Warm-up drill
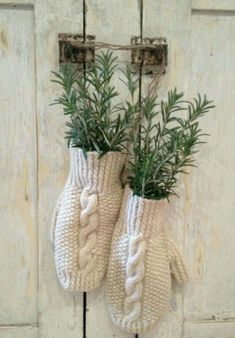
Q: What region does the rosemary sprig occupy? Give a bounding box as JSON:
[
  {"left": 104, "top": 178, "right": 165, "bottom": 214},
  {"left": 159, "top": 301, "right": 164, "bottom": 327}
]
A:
[
  {"left": 128, "top": 89, "right": 215, "bottom": 200},
  {"left": 51, "top": 51, "right": 139, "bottom": 157}
]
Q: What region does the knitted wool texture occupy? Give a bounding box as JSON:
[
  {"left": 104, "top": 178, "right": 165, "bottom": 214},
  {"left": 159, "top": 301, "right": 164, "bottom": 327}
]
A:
[
  {"left": 51, "top": 148, "right": 126, "bottom": 292},
  {"left": 106, "top": 186, "right": 188, "bottom": 334}
]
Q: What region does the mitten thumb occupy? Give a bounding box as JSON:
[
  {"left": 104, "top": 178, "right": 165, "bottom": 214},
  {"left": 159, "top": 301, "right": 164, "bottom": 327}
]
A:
[{"left": 167, "top": 237, "right": 188, "bottom": 285}]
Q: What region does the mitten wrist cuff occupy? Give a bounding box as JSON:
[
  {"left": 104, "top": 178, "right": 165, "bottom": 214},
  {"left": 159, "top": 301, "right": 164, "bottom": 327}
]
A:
[
  {"left": 122, "top": 186, "right": 168, "bottom": 237},
  {"left": 67, "top": 147, "right": 83, "bottom": 185},
  {"left": 72, "top": 149, "right": 126, "bottom": 192}
]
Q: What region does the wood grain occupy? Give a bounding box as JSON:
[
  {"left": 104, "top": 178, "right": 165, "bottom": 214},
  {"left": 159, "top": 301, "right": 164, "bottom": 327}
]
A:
[
  {"left": 0, "top": 326, "right": 38, "bottom": 338},
  {"left": 0, "top": 1, "right": 234, "bottom": 337},
  {"left": 0, "top": 1, "right": 33, "bottom": 6},
  {"left": 192, "top": 0, "right": 235, "bottom": 12},
  {"left": 35, "top": 0, "right": 84, "bottom": 337},
  {"left": 184, "top": 321, "right": 235, "bottom": 338},
  {"left": 141, "top": 1, "right": 192, "bottom": 337},
  {"left": 184, "top": 11, "right": 235, "bottom": 322},
  {"left": 0, "top": 7, "right": 37, "bottom": 325}
]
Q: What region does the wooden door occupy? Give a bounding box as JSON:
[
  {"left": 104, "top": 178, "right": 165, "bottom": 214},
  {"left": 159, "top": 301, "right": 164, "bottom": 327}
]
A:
[{"left": 0, "top": 1, "right": 234, "bottom": 337}]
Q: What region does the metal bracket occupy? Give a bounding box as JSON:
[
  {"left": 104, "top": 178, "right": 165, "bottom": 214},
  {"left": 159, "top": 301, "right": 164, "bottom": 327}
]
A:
[
  {"left": 58, "top": 34, "right": 167, "bottom": 75},
  {"left": 131, "top": 37, "right": 167, "bottom": 74},
  {"left": 58, "top": 33, "right": 95, "bottom": 68}
]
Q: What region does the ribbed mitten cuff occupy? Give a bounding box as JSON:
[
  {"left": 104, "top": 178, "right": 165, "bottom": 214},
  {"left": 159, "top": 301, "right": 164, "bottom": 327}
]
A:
[
  {"left": 121, "top": 186, "right": 169, "bottom": 237},
  {"left": 69, "top": 148, "right": 126, "bottom": 192}
]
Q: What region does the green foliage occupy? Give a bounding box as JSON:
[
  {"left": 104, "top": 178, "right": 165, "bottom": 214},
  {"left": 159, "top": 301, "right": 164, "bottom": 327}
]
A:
[
  {"left": 51, "top": 51, "right": 139, "bottom": 156},
  {"left": 52, "top": 50, "right": 214, "bottom": 199},
  {"left": 128, "top": 89, "right": 215, "bottom": 200}
]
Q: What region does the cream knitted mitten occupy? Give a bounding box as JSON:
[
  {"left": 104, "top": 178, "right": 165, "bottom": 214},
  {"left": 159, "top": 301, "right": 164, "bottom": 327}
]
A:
[
  {"left": 106, "top": 186, "right": 188, "bottom": 334},
  {"left": 51, "top": 148, "right": 126, "bottom": 292}
]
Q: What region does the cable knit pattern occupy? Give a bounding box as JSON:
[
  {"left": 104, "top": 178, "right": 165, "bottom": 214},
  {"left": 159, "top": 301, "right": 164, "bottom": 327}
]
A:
[
  {"left": 79, "top": 188, "right": 98, "bottom": 269},
  {"left": 52, "top": 147, "right": 126, "bottom": 292},
  {"left": 124, "top": 234, "right": 145, "bottom": 322},
  {"left": 106, "top": 186, "right": 188, "bottom": 334}
]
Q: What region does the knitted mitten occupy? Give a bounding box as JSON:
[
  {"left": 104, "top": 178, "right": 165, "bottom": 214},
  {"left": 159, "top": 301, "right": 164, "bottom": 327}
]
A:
[
  {"left": 51, "top": 148, "right": 126, "bottom": 292},
  {"left": 106, "top": 186, "right": 188, "bottom": 334}
]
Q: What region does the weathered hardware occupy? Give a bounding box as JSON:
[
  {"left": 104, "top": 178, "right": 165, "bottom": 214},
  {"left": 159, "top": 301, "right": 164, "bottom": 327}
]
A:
[
  {"left": 58, "top": 33, "right": 95, "bottom": 67},
  {"left": 131, "top": 36, "right": 167, "bottom": 74}
]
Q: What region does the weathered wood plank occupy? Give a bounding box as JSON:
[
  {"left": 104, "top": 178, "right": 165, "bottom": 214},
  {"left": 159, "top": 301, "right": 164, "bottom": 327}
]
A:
[
  {"left": 184, "top": 321, "right": 235, "bottom": 338},
  {"left": 0, "top": 1, "right": 34, "bottom": 6},
  {"left": 85, "top": 0, "right": 140, "bottom": 337},
  {"left": 192, "top": 0, "right": 235, "bottom": 12},
  {"left": 143, "top": 0, "right": 192, "bottom": 94},
  {"left": 0, "top": 326, "right": 38, "bottom": 338},
  {"left": 141, "top": 1, "right": 192, "bottom": 337},
  {"left": 184, "top": 13, "right": 235, "bottom": 321},
  {"left": 0, "top": 8, "right": 37, "bottom": 325},
  {"left": 35, "top": 0, "right": 84, "bottom": 336},
  {"left": 1, "top": 1, "right": 234, "bottom": 337}
]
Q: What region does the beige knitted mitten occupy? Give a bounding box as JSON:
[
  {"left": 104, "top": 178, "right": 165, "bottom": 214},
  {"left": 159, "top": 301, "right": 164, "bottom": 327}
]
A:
[
  {"left": 51, "top": 148, "right": 126, "bottom": 292},
  {"left": 106, "top": 186, "right": 188, "bottom": 334}
]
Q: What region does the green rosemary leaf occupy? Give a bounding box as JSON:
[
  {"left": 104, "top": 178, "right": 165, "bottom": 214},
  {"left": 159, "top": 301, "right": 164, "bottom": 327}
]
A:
[
  {"left": 127, "top": 89, "right": 214, "bottom": 199},
  {"left": 51, "top": 51, "right": 138, "bottom": 156}
]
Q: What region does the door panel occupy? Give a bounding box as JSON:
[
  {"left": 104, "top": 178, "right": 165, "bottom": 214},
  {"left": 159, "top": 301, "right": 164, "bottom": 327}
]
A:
[
  {"left": 142, "top": 1, "right": 191, "bottom": 337},
  {"left": 0, "top": 327, "right": 38, "bottom": 338},
  {"left": 0, "top": 6, "right": 37, "bottom": 325},
  {"left": 0, "top": 0, "right": 234, "bottom": 337},
  {"left": 192, "top": 0, "right": 235, "bottom": 12},
  {"left": 184, "top": 10, "right": 235, "bottom": 321},
  {"left": 35, "top": 1, "right": 84, "bottom": 337},
  {"left": 184, "top": 322, "right": 235, "bottom": 338}
]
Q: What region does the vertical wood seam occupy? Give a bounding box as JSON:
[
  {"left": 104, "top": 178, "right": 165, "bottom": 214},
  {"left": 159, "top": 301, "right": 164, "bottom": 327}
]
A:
[
  {"left": 136, "top": 1, "right": 143, "bottom": 338},
  {"left": 32, "top": 5, "right": 40, "bottom": 337},
  {"left": 83, "top": 292, "right": 87, "bottom": 338},
  {"left": 182, "top": 2, "right": 192, "bottom": 336},
  {"left": 137, "top": 0, "right": 143, "bottom": 172},
  {"left": 83, "top": 0, "right": 86, "bottom": 39},
  {"left": 82, "top": 1, "right": 87, "bottom": 337}
]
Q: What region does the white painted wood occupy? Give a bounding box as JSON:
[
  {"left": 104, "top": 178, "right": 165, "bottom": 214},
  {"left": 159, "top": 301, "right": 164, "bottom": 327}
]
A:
[
  {"left": 0, "top": 1, "right": 234, "bottom": 337},
  {"left": 192, "top": 0, "right": 235, "bottom": 12},
  {"left": 85, "top": 0, "right": 140, "bottom": 337},
  {"left": 34, "top": 0, "right": 84, "bottom": 337},
  {"left": 0, "top": 8, "right": 37, "bottom": 325},
  {"left": 0, "top": 326, "right": 38, "bottom": 338},
  {"left": 142, "top": 1, "right": 192, "bottom": 337},
  {"left": 184, "top": 321, "right": 235, "bottom": 338},
  {"left": 0, "top": 1, "right": 33, "bottom": 6},
  {"left": 184, "top": 12, "right": 235, "bottom": 321},
  {"left": 143, "top": 0, "right": 192, "bottom": 94}
]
